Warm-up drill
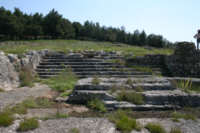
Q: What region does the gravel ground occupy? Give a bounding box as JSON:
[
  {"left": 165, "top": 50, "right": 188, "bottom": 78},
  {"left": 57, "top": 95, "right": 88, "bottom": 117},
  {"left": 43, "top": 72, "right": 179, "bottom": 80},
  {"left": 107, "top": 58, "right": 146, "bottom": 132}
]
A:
[{"left": 0, "top": 83, "right": 51, "bottom": 111}]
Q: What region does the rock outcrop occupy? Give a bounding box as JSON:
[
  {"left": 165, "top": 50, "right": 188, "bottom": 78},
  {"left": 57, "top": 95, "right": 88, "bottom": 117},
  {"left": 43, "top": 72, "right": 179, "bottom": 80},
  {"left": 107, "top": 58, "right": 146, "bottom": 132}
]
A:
[{"left": 0, "top": 52, "right": 19, "bottom": 91}]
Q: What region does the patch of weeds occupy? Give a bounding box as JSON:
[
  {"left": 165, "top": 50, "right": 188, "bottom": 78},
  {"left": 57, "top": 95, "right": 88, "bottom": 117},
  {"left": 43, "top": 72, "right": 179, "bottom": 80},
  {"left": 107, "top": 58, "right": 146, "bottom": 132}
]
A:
[
  {"left": 19, "top": 65, "right": 34, "bottom": 87},
  {"left": 133, "top": 86, "right": 144, "bottom": 92},
  {"left": 126, "top": 78, "right": 133, "bottom": 86},
  {"left": 117, "top": 89, "right": 144, "bottom": 105},
  {"left": 170, "top": 127, "right": 182, "bottom": 133},
  {"left": 17, "top": 118, "right": 39, "bottom": 132},
  {"left": 87, "top": 99, "right": 107, "bottom": 113},
  {"left": 171, "top": 112, "right": 197, "bottom": 122},
  {"left": 174, "top": 79, "right": 193, "bottom": 93},
  {"left": 69, "top": 128, "right": 80, "bottom": 133},
  {"left": 60, "top": 91, "right": 72, "bottom": 97},
  {"left": 109, "top": 85, "right": 118, "bottom": 94},
  {"left": 91, "top": 76, "right": 101, "bottom": 85},
  {"left": 55, "top": 112, "right": 68, "bottom": 119},
  {"left": 0, "top": 88, "right": 4, "bottom": 92},
  {"left": 0, "top": 111, "right": 14, "bottom": 127},
  {"left": 145, "top": 122, "right": 166, "bottom": 133},
  {"left": 109, "top": 110, "right": 141, "bottom": 133},
  {"left": 43, "top": 68, "right": 78, "bottom": 92},
  {"left": 11, "top": 104, "right": 27, "bottom": 114}
]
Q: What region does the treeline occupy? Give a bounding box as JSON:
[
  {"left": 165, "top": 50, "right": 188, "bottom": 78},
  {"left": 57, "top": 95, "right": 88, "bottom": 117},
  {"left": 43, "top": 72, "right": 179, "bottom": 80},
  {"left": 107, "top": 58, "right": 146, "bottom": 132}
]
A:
[{"left": 0, "top": 7, "right": 173, "bottom": 48}]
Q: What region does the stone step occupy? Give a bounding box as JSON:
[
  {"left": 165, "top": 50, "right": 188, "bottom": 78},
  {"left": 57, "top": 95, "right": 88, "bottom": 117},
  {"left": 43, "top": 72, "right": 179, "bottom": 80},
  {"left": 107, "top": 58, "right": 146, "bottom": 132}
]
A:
[
  {"left": 143, "top": 90, "right": 200, "bottom": 107},
  {"left": 43, "top": 56, "right": 123, "bottom": 60},
  {"left": 41, "top": 59, "right": 105, "bottom": 63},
  {"left": 75, "top": 78, "right": 173, "bottom": 91},
  {"left": 37, "top": 71, "right": 152, "bottom": 76},
  {"left": 37, "top": 65, "right": 126, "bottom": 69},
  {"left": 39, "top": 74, "right": 152, "bottom": 79},
  {"left": 39, "top": 62, "right": 118, "bottom": 65},
  {"left": 36, "top": 68, "right": 161, "bottom": 72},
  {"left": 103, "top": 100, "right": 179, "bottom": 111}
]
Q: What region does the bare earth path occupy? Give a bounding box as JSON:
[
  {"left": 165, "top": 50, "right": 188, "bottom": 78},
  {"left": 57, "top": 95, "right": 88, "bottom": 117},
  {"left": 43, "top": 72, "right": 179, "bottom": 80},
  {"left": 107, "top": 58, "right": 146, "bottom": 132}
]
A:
[{"left": 0, "top": 83, "right": 51, "bottom": 111}]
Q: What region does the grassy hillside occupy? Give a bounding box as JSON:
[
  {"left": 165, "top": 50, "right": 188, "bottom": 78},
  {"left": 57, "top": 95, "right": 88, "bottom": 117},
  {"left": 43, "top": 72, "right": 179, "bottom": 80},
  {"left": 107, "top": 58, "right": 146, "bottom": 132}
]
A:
[{"left": 0, "top": 40, "right": 173, "bottom": 56}]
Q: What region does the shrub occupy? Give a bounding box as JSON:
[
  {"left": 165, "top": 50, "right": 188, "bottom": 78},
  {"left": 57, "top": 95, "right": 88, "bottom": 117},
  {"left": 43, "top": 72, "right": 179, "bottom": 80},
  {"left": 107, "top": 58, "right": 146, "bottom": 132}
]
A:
[
  {"left": 69, "top": 128, "right": 80, "bottom": 133},
  {"left": 0, "top": 88, "right": 4, "bottom": 92},
  {"left": 117, "top": 89, "right": 144, "bottom": 105},
  {"left": 43, "top": 68, "right": 78, "bottom": 92},
  {"left": 109, "top": 110, "right": 141, "bottom": 133},
  {"left": 171, "top": 112, "right": 197, "bottom": 122},
  {"left": 19, "top": 65, "right": 34, "bottom": 87},
  {"left": 170, "top": 127, "right": 182, "bottom": 133},
  {"left": 0, "top": 111, "right": 14, "bottom": 127},
  {"left": 145, "top": 123, "right": 166, "bottom": 133},
  {"left": 91, "top": 76, "right": 101, "bottom": 85},
  {"left": 87, "top": 99, "right": 107, "bottom": 113},
  {"left": 17, "top": 118, "right": 39, "bottom": 132}
]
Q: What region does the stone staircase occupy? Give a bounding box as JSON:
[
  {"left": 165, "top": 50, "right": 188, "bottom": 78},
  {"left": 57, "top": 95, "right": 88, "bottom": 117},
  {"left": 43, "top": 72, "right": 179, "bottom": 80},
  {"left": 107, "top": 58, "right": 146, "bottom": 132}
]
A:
[
  {"left": 68, "top": 77, "right": 200, "bottom": 111},
  {"left": 36, "top": 52, "right": 159, "bottom": 78}
]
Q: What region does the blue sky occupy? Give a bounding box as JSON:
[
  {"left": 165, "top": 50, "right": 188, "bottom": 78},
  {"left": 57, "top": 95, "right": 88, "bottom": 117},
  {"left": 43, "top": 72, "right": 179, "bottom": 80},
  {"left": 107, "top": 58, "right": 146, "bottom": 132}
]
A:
[{"left": 0, "top": 0, "right": 199, "bottom": 43}]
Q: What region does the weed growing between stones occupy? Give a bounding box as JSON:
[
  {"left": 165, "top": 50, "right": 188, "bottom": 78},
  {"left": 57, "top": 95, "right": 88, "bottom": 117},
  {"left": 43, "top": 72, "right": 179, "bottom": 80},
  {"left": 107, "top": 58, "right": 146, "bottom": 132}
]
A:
[
  {"left": 17, "top": 118, "right": 39, "bottom": 132},
  {"left": 0, "top": 111, "right": 14, "bottom": 127},
  {"left": 43, "top": 68, "right": 78, "bottom": 93},
  {"left": 108, "top": 110, "right": 141, "bottom": 133},
  {"left": 116, "top": 89, "right": 144, "bottom": 105},
  {"left": 91, "top": 76, "right": 101, "bottom": 85},
  {"left": 0, "top": 88, "right": 4, "bottom": 92},
  {"left": 170, "top": 127, "right": 182, "bottom": 133},
  {"left": 87, "top": 99, "right": 107, "bottom": 113},
  {"left": 174, "top": 79, "right": 193, "bottom": 93},
  {"left": 19, "top": 65, "right": 34, "bottom": 87},
  {"left": 171, "top": 112, "right": 197, "bottom": 122},
  {"left": 145, "top": 122, "right": 166, "bottom": 133},
  {"left": 69, "top": 128, "right": 80, "bottom": 133}
]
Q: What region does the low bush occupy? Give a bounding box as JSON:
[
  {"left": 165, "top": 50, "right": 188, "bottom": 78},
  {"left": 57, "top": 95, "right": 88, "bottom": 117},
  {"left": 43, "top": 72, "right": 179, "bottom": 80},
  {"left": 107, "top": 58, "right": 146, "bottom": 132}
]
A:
[
  {"left": 145, "top": 122, "right": 166, "bottom": 133},
  {"left": 17, "top": 118, "right": 39, "bottom": 132},
  {"left": 69, "top": 128, "right": 80, "bottom": 133},
  {"left": 170, "top": 127, "right": 182, "bottom": 133},
  {"left": 19, "top": 65, "right": 34, "bottom": 87},
  {"left": 43, "top": 68, "right": 78, "bottom": 92},
  {"left": 87, "top": 99, "right": 107, "bottom": 113},
  {"left": 109, "top": 110, "right": 141, "bottom": 133},
  {"left": 171, "top": 112, "right": 197, "bottom": 122},
  {"left": 117, "top": 89, "right": 144, "bottom": 105},
  {"left": 0, "top": 111, "right": 14, "bottom": 127}
]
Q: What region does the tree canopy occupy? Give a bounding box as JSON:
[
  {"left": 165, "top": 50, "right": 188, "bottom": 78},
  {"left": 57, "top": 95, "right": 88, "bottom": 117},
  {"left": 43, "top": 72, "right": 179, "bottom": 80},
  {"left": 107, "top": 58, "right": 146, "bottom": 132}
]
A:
[{"left": 0, "top": 7, "right": 173, "bottom": 48}]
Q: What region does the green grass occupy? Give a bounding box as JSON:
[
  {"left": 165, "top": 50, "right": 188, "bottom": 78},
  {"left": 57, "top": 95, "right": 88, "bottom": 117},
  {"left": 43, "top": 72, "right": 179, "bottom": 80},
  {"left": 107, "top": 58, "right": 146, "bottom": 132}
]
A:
[
  {"left": 130, "top": 66, "right": 153, "bottom": 73},
  {"left": 117, "top": 89, "right": 144, "bottom": 105},
  {"left": 87, "top": 99, "right": 107, "bottom": 113},
  {"left": 145, "top": 123, "right": 166, "bottom": 133},
  {"left": 42, "top": 68, "right": 78, "bottom": 92},
  {"left": 109, "top": 110, "right": 141, "bottom": 133},
  {"left": 0, "top": 88, "right": 4, "bottom": 92},
  {"left": 69, "top": 128, "right": 80, "bottom": 133},
  {"left": 170, "top": 127, "right": 182, "bottom": 133},
  {"left": 0, "top": 40, "right": 173, "bottom": 56},
  {"left": 0, "top": 111, "right": 14, "bottom": 127},
  {"left": 171, "top": 112, "right": 197, "bottom": 122},
  {"left": 17, "top": 118, "right": 39, "bottom": 132}
]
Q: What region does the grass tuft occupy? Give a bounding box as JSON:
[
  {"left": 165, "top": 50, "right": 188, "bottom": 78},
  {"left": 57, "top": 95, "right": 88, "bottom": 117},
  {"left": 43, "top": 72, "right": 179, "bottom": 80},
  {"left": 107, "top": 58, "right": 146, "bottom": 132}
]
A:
[
  {"left": 87, "top": 99, "right": 107, "bottom": 113},
  {"left": 0, "top": 88, "right": 4, "bottom": 92},
  {"left": 117, "top": 89, "right": 144, "bottom": 105},
  {"left": 43, "top": 68, "right": 78, "bottom": 92},
  {"left": 91, "top": 76, "right": 101, "bottom": 85},
  {"left": 170, "top": 127, "right": 182, "bottom": 133},
  {"left": 145, "top": 122, "right": 166, "bottom": 133},
  {"left": 17, "top": 118, "right": 39, "bottom": 132},
  {"left": 69, "top": 128, "right": 80, "bottom": 133},
  {"left": 109, "top": 110, "right": 141, "bottom": 133},
  {"left": 0, "top": 111, "right": 14, "bottom": 127},
  {"left": 171, "top": 112, "right": 197, "bottom": 122}
]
